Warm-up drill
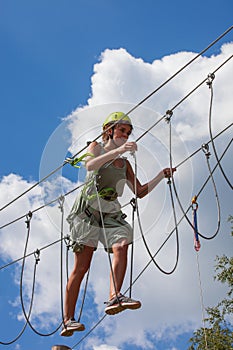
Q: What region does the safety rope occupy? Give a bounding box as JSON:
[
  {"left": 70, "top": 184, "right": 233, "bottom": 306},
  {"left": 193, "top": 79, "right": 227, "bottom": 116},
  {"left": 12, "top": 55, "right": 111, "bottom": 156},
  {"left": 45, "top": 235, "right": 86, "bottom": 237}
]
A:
[
  {"left": 207, "top": 73, "right": 233, "bottom": 190},
  {"left": 59, "top": 195, "right": 66, "bottom": 329},
  {"left": 129, "top": 152, "right": 137, "bottom": 298},
  {"left": 93, "top": 177, "right": 120, "bottom": 302},
  {"left": 192, "top": 204, "right": 209, "bottom": 350}
]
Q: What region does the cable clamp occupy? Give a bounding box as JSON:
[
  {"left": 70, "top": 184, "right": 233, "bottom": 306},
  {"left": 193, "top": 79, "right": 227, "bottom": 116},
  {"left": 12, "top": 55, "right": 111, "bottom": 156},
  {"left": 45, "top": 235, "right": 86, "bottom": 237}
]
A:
[
  {"left": 130, "top": 198, "right": 137, "bottom": 211},
  {"left": 165, "top": 110, "right": 173, "bottom": 123},
  {"left": 34, "top": 249, "right": 40, "bottom": 264},
  {"left": 191, "top": 195, "right": 198, "bottom": 210},
  {"left": 25, "top": 211, "right": 33, "bottom": 228},
  {"left": 206, "top": 73, "right": 215, "bottom": 88},
  {"left": 64, "top": 235, "right": 71, "bottom": 250},
  {"left": 201, "top": 143, "right": 211, "bottom": 159},
  {"left": 58, "top": 195, "right": 65, "bottom": 212}
]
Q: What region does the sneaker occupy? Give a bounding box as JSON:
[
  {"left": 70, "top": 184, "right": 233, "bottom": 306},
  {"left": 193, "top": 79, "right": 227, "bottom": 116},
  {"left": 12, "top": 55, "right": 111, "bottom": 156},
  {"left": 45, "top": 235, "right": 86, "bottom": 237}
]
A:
[
  {"left": 60, "top": 319, "right": 85, "bottom": 337},
  {"left": 104, "top": 295, "right": 125, "bottom": 315},
  {"left": 118, "top": 294, "right": 141, "bottom": 310}
]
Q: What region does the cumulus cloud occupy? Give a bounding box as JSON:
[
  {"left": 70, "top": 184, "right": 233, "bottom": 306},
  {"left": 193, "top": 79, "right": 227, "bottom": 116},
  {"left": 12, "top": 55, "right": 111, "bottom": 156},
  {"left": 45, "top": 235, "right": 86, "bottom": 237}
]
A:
[{"left": 0, "top": 43, "right": 232, "bottom": 348}]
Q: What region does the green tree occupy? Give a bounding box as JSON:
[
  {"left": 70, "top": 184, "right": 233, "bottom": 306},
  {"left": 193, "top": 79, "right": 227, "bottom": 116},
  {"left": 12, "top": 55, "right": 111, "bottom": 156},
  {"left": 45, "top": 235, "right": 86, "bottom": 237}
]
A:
[{"left": 188, "top": 216, "right": 233, "bottom": 350}]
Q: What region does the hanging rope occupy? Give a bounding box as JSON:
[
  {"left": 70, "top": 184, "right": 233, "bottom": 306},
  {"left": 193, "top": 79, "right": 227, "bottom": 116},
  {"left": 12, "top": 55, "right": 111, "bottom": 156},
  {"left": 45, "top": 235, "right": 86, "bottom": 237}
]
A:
[
  {"left": 195, "top": 243, "right": 209, "bottom": 350},
  {"left": 207, "top": 73, "right": 233, "bottom": 190},
  {"left": 131, "top": 111, "right": 180, "bottom": 275},
  {"left": 94, "top": 177, "right": 120, "bottom": 303},
  {"left": 19, "top": 211, "right": 62, "bottom": 337},
  {"left": 192, "top": 196, "right": 201, "bottom": 252}
]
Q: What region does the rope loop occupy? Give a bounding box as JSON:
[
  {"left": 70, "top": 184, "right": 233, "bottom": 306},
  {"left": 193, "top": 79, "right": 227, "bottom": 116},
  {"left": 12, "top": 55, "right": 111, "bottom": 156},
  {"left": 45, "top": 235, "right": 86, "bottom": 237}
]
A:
[
  {"left": 206, "top": 72, "right": 215, "bottom": 88},
  {"left": 202, "top": 143, "right": 211, "bottom": 159}
]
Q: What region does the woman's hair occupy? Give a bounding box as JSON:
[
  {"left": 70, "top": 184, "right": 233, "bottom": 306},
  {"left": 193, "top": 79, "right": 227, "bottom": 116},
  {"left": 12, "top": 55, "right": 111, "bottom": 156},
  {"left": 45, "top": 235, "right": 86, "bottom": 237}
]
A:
[{"left": 102, "top": 123, "right": 133, "bottom": 143}]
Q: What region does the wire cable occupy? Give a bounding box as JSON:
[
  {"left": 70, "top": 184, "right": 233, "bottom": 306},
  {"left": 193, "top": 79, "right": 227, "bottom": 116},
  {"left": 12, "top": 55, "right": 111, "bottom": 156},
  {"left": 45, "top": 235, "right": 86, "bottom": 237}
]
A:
[{"left": 0, "top": 27, "right": 232, "bottom": 213}]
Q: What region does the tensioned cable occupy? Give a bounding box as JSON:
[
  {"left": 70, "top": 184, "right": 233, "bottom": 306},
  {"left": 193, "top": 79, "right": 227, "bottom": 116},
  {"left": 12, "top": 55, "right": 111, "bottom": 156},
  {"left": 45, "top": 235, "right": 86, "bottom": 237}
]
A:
[
  {"left": 0, "top": 180, "right": 89, "bottom": 230},
  {"left": 0, "top": 236, "right": 68, "bottom": 271},
  {"left": 207, "top": 73, "right": 233, "bottom": 190},
  {"left": 1, "top": 122, "right": 231, "bottom": 273},
  {"left": 135, "top": 55, "right": 233, "bottom": 144},
  {"left": 0, "top": 27, "right": 232, "bottom": 213}
]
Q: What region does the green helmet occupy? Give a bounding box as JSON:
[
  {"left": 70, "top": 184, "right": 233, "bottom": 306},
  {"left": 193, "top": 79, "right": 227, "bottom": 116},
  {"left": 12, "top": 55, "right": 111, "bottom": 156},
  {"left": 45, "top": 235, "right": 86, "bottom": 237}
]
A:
[{"left": 103, "top": 112, "right": 132, "bottom": 128}]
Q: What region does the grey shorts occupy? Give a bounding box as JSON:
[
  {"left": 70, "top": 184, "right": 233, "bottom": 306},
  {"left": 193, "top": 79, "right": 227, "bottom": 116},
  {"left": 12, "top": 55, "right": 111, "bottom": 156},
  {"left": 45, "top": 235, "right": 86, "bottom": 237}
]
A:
[{"left": 68, "top": 208, "right": 133, "bottom": 253}]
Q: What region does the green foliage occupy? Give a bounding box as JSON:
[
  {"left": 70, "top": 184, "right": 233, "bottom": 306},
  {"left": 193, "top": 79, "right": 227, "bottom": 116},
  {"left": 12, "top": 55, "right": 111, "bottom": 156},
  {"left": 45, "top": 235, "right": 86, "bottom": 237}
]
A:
[{"left": 188, "top": 216, "right": 233, "bottom": 350}]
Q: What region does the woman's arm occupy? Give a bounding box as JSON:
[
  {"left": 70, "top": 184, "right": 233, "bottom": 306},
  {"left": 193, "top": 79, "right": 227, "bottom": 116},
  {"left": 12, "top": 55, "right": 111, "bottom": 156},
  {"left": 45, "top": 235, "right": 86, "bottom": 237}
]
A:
[
  {"left": 85, "top": 141, "right": 137, "bottom": 171},
  {"left": 126, "top": 161, "right": 176, "bottom": 199}
]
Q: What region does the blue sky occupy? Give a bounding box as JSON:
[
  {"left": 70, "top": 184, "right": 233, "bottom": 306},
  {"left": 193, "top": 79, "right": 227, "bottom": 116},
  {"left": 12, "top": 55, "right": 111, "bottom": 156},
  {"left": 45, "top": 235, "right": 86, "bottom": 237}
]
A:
[{"left": 0, "top": 1, "right": 233, "bottom": 350}]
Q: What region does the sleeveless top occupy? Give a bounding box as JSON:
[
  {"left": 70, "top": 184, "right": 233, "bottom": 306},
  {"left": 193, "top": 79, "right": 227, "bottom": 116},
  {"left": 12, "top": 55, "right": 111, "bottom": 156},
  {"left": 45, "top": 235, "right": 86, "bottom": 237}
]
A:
[{"left": 67, "top": 143, "right": 127, "bottom": 219}]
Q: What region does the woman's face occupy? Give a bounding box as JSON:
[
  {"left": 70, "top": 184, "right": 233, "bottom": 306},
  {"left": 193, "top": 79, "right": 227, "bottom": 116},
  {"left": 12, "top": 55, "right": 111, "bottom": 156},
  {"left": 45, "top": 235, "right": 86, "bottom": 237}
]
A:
[{"left": 112, "top": 123, "right": 132, "bottom": 146}]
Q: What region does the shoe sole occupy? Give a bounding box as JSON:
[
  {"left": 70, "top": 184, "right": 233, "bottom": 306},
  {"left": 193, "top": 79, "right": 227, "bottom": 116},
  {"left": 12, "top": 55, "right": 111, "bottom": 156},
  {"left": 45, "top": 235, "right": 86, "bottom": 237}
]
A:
[
  {"left": 60, "top": 329, "right": 74, "bottom": 337},
  {"left": 105, "top": 303, "right": 125, "bottom": 315},
  {"left": 60, "top": 323, "right": 85, "bottom": 337},
  {"left": 120, "top": 302, "right": 141, "bottom": 310}
]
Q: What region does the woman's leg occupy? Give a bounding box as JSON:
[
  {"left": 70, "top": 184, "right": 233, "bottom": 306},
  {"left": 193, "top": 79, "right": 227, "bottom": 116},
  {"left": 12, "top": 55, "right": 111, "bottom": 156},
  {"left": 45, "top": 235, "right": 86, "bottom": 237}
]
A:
[
  {"left": 106, "top": 239, "right": 141, "bottom": 315},
  {"left": 64, "top": 245, "right": 94, "bottom": 322},
  {"left": 109, "top": 238, "right": 128, "bottom": 299}
]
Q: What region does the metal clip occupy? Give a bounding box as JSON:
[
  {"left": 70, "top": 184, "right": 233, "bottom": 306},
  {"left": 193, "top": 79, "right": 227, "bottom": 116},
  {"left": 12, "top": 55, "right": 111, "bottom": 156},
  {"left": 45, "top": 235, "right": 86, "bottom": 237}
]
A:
[
  {"left": 202, "top": 143, "right": 211, "bottom": 159},
  {"left": 34, "top": 249, "right": 40, "bottom": 264},
  {"left": 165, "top": 110, "right": 173, "bottom": 123},
  {"left": 206, "top": 73, "right": 215, "bottom": 88}
]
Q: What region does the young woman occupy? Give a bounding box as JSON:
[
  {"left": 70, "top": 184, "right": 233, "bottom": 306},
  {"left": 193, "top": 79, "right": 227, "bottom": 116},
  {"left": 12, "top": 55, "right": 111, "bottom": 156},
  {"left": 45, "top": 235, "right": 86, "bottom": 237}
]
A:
[{"left": 61, "top": 112, "right": 176, "bottom": 336}]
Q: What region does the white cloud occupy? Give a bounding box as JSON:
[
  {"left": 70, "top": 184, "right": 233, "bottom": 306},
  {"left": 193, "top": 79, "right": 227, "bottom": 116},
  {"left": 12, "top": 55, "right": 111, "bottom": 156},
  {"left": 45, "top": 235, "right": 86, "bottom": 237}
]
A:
[
  {"left": 0, "top": 43, "right": 232, "bottom": 348},
  {"left": 93, "top": 345, "right": 120, "bottom": 350}
]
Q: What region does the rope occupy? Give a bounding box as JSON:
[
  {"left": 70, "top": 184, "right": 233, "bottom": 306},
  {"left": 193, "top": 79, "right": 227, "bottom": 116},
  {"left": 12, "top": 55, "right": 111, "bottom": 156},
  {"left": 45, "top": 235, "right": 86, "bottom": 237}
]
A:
[
  {"left": 207, "top": 73, "right": 233, "bottom": 190},
  {"left": 195, "top": 251, "right": 209, "bottom": 350},
  {"left": 94, "top": 177, "right": 120, "bottom": 302},
  {"left": 135, "top": 55, "right": 233, "bottom": 144},
  {"left": 19, "top": 212, "right": 62, "bottom": 337},
  {"left": 129, "top": 152, "right": 137, "bottom": 297}
]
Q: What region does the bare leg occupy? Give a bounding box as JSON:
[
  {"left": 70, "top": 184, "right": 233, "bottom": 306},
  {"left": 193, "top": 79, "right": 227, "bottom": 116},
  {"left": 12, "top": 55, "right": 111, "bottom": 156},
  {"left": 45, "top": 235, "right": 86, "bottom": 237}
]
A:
[
  {"left": 109, "top": 238, "right": 128, "bottom": 299},
  {"left": 64, "top": 245, "right": 94, "bottom": 322}
]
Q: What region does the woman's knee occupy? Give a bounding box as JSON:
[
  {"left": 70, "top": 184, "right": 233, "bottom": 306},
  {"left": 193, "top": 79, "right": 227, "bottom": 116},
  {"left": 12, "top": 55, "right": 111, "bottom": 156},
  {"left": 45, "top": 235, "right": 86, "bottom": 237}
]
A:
[{"left": 112, "top": 239, "right": 128, "bottom": 255}]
